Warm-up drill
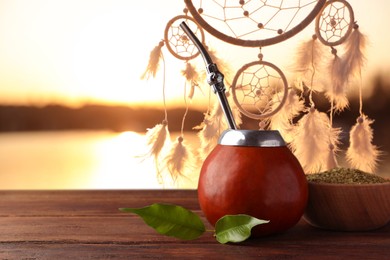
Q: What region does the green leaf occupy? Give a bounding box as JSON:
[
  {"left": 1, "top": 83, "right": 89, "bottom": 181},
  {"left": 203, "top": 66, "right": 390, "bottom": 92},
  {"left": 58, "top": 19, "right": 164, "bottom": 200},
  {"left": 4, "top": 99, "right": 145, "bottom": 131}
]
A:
[
  {"left": 215, "top": 214, "right": 269, "bottom": 244},
  {"left": 119, "top": 203, "right": 205, "bottom": 240}
]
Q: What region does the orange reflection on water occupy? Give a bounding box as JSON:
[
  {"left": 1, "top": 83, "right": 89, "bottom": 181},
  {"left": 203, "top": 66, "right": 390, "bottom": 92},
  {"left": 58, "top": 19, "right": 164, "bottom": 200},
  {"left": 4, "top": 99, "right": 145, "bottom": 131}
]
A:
[
  {"left": 90, "top": 131, "right": 163, "bottom": 189},
  {"left": 0, "top": 131, "right": 197, "bottom": 189}
]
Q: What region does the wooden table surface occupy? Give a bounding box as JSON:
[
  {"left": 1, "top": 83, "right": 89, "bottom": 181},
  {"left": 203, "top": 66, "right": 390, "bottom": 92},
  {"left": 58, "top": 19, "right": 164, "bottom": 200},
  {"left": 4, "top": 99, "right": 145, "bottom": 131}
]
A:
[{"left": 0, "top": 190, "right": 389, "bottom": 259}]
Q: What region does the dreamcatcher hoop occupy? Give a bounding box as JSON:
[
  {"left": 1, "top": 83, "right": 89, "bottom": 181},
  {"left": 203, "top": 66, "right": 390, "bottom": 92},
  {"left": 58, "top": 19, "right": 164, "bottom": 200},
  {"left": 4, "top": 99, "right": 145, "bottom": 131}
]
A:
[
  {"left": 164, "top": 15, "right": 205, "bottom": 60},
  {"left": 184, "top": 0, "right": 326, "bottom": 47},
  {"left": 232, "top": 60, "right": 288, "bottom": 119},
  {"left": 315, "top": 0, "right": 355, "bottom": 46}
]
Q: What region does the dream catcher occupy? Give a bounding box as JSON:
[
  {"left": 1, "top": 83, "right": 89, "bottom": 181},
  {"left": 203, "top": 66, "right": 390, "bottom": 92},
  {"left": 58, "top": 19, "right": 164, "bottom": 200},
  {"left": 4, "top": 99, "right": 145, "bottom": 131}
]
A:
[
  {"left": 231, "top": 58, "right": 289, "bottom": 122},
  {"left": 315, "top": 0, "right": 380, "bottom": 173},
  {"left": 315, "top": 0, "right": 354, "bottom": 47},
  {"left": 141, "top": 0, "right": 379, "bottom": 186},
  {"left": 184, "top": 0, "right": 329, "bottom": 133},
  {"left": 184, "top": 0, "right": 331, "bottom": 170},
  {"left": 183, "top": 0, "right": 379, "bottom": 173},
  {"left": 140, "top": 12, "right": 205, "bottom": 184},
  {"left": 289, "top": 0, "right": 379, "bottom": 173},
  {"left": 184, "top": 0, "right": 326, "bottom": 47},
  {"left": 141, "top": 9, "right": 242, "bottom": 185}
]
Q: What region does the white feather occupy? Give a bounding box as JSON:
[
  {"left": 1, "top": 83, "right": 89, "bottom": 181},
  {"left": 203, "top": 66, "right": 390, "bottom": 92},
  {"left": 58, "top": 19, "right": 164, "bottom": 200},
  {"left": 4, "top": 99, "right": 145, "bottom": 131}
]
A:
[
  {"left": 181, "top": 62, "right": 204, "bottom": 99},
  {"left": 290, "top": 107, "right": 340, "bottom": 173},
  {"left": 194, "top": 102, "right": 226, "bottom": 160},
  {"left": 208, "top": 47, "right": 233, "bottom": 85},
  {"left": 346, "top": 115, "right": 380, "bottom": 173},
  {"left": 162, "top": 136, "right": 195, "bottom": 183},
  {"left": 139, "top": 121, "right": 171, "bottom": 182},
  {"left": 326, "top": 52, "right": 349, "bottom": 111},
  {"left": 341, "top": 27, "right": 367, "bottom": 79},
  {"left": 326, "top": 144, "right": 339, "bottom": 170},
  {"left": 269, "top": 89, "right": 305, "bottom": 143},
  {"left": 194, "top": 116, "right": 219, "bottom": 160},
  {"left": 226, "top": 90, "right": 243, "bottom": 128},
  {"left": 140, "top": 41, "right": 164, "bottom": 80},
  {"left": 293, "top": 36, "right": 327, "bottom": 92}
]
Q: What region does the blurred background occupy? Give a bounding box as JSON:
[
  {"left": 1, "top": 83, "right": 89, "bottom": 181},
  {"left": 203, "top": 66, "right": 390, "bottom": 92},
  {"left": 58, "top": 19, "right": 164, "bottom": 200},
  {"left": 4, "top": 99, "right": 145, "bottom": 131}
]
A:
[{"left": 0, "top": 0, "right": 389, "bottom": 189}]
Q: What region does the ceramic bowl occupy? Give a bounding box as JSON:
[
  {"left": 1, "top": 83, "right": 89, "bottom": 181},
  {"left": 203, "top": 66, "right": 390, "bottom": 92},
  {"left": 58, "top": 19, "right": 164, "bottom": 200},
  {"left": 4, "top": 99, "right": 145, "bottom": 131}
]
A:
[{"left": 303, "top": 181, "right": 390, "bottom": 231}]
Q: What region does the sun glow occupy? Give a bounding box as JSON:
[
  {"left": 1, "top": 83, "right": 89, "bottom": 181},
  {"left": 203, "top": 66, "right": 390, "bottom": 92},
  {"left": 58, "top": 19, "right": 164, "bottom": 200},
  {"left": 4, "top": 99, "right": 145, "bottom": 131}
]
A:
[
  {"left": 90, "top": 131, "right": 198, "bottom": 189},
  {"left": 0, "top": 0, "right": 197, "bottom": 107},
  {"left": 90, "top": 131, "right": 164, "bottom": 189},
  {"left": 1, "top": 1, "right": 390, "bottom": 190},
  {"left": 1, "top": 1, "right": 389, "bottom": 107},
  {"left": 0, "top": 130, "right": 201, "bottom": 189}
]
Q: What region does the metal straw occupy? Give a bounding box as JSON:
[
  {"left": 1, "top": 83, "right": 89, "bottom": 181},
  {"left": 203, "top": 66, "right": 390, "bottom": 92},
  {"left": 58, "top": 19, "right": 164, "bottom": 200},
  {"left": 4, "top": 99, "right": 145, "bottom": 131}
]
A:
[{"left": 180, "top": 22, "right": 237, "bottom": 130}]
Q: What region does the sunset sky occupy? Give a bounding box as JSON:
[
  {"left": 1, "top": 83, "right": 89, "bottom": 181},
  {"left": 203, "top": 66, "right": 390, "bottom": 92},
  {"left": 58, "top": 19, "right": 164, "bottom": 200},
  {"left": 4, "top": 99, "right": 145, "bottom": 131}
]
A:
[{"left": 0, "top": 0, "right": 389, "bottom": 108}]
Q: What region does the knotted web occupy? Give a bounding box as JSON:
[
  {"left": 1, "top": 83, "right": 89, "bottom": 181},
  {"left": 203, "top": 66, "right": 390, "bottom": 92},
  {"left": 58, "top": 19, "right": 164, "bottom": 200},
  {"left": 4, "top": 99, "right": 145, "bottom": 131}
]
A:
[
  {"left": 232, "top": 61, "right": 288, "bottom": 119},
  {"left": 185, "top": 0, "right": 325, "bottom": 46},
  {"left": 315, "top": 0, "right": 354, "bottom": 46},
  {"left": 164, "top": 15, "right": 205, "bottom": 60}
]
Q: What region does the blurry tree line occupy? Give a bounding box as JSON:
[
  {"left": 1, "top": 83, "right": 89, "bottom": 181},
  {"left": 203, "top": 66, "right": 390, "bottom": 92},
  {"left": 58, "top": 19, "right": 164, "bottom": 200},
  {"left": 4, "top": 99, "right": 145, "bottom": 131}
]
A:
[
  {"left": 0, "top": 104, "right": 204, "bottom": 133},
  {"left": 0, "top": 73, "right": 389, "bottom": 140}
]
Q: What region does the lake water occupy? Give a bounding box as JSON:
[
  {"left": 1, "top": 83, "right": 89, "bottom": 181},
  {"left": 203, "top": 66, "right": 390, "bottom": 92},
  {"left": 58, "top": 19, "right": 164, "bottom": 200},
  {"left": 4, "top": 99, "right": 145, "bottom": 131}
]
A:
[
  {"left": 1, "top": 131, "right": 389, "bottom": 189},
  {"left": 0, "top": 130, "right": 201, "bottom": 189}
]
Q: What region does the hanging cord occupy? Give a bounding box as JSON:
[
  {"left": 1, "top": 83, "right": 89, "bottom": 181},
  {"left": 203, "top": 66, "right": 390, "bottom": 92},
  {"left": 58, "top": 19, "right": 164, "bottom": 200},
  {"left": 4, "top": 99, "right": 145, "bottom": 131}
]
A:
[
  {"left": 329, "top": 64, "right": 335, "bottom": 152},
  {"left": 308, "top": 35, "right": 317, "bottom": 107},
  {"left": 206, "top": 84, "right": 212, "bottom": 116},
  {"left": 329, "top": 46, "right": 338, "bottom": 128},
  {"left": 161, "top": 52, "right": 168, "bottom": 122},
  {"left": 181, "top": 78, "right": 189, "bottom": 137},
  {"left": 257, "top": 47, "right": 266, "bottom": 130},
  {"left": 258, "top": 46, "right": 263, "bottom": 61},
  {"left": 358, "top": 70, "right": 363, "bottom": 116}
]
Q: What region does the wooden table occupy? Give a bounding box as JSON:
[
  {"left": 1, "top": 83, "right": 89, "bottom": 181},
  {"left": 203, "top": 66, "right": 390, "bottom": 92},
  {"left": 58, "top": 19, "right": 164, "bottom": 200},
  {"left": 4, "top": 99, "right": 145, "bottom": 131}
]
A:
[{"left": 0, "top": 190, "right": 389, "bottom": 259}]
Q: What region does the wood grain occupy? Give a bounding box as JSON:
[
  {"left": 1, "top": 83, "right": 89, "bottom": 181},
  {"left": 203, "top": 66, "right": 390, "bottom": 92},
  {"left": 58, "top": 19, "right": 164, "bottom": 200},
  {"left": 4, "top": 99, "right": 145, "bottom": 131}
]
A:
[
  {"left": 0, "top": 190, "right": 389, "bottom": 259},
  {"left": 304, "top": 182, "right": 390, "bottom": 231}
]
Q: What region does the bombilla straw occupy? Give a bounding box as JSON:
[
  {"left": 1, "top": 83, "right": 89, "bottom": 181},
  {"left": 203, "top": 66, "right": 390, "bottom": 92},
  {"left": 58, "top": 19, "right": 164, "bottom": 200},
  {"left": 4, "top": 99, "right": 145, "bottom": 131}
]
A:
[{"left": 180, "top": 22, "right": 237, "bottom": 130}]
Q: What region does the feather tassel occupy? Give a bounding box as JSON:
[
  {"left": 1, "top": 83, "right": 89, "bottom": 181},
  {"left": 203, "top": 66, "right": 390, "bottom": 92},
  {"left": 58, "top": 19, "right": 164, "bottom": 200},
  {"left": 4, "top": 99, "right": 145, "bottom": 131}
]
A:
[
  {"left": 269, "top": 88, "right": 305, "bottom": 143},
  {"left": 341, "top": 24, "right": 367, "bottom": 79},
  {"left": 326, "top": 49, "right": 349, "bottom": 111},
  {"left": 140, "top": 40, "right": 165, "bottom": 80},
  {"left": 194, "top": 117, "right": 218, "bottom": 161},
  {"left": 226, "top": 90, "right": 243, "bottom": 127},
  {"left": 210, "top": 101, "right": 229, "bottom": 132},
  {"left": 208, "top": 47, "right": 233, "bottom": 85},
  {"left": 290, "top": 106, "right": 340, "bottom": 173},
  {"left": 194, "top": 103, "right": 226, "bottom": 160},
  {"left": 181, "top": 62, "right": 204, "bottom": 99},
  {"left": 325, "top": 143, "right": 339, "bottom": 170},
  {"left": 293, "top": 35, "right": 327, "bottom": 92},
  {"left": 140, "top": 120, "right": 171, "bottom": 182},
  {"left": 346, "top": 115, "right": 380, "bottom": 173},
  {"left": 162, "top": 136, "right": 194, "bottom": 183}
]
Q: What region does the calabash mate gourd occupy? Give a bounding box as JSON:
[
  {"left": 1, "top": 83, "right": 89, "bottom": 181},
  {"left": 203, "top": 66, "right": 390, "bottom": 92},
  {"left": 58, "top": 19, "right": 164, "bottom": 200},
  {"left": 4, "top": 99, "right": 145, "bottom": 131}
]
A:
[
  {"left": 180, "top": 22, "right": 308, "bottom": 237},
  {"left": 198, "top": 129, "right": 308, "bottom": 237}
]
